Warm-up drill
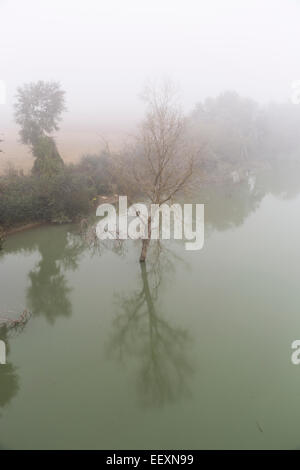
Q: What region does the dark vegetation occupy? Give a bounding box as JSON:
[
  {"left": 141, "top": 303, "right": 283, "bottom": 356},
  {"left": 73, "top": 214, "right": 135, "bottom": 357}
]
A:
[{"left": 0, "top": 159, "right": 108, "bottom": 227}]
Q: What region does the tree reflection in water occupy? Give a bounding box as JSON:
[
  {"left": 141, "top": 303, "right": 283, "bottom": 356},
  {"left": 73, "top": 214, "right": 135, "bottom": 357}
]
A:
[
  {"left": 0, "top": 314, "right": 31, "bottom": 414},
  {"left": 109, "top": 242, "right": 194, "bottom": 408},
  {"left": 0, "top": 227, "right": 82, "bottom": 422},
  {"left": 3, "top": 226, "right": 84, "bottom": 325},
  {"left": 27, "top": 230, "right": 83, "bottom": 324}
]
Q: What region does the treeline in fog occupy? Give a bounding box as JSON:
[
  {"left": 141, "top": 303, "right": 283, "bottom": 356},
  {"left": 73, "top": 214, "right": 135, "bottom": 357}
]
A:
[
  {"left": 1, "top": 81, "right": 300, "bottom": 247},
  {"left": 188, "top": 91, "right": 300, "bottom": 182}
]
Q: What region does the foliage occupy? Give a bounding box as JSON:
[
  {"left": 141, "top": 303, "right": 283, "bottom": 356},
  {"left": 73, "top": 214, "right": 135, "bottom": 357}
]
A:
[
  {"left": 14, "top": 81, "right": 66, "bottom": 146},
  {"left": 0, "top": 227, "right": 5, "bottom": 250},
  {"left": 31, "top": 135, "right": 64, "bottom": 176},
  {"left": 75, "top": 152, "right": 114, "bottom": 194},
  {"left": 0, "top": 152, "right": 115, "bottom": 230},
  {"left": 14, "top": 81, "right": 66, "bottom": 176}
]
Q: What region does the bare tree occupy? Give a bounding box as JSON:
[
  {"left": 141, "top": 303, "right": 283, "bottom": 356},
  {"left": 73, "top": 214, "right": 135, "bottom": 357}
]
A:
[{"left": 114, "top": 81, "right": 197, "bottom": 262}]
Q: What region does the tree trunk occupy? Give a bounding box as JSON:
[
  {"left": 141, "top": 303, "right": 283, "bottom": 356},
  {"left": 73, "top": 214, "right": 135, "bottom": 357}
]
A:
[
  {"left": 139, "top": 216, "right": 151, "bottom": 262},
  {"left": 140, "top": 239, "right": 150, "bottom": 262}
]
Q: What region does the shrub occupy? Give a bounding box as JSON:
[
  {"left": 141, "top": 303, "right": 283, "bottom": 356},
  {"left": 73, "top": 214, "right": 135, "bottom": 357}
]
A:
[
  {"left": 0, "top": 151, "right": 117, "bottom": 229},
  {"left": 0, "top": 166, "right": 95, "bottom": 228}
]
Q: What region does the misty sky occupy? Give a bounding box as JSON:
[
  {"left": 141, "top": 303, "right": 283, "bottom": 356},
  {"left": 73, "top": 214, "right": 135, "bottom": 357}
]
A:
[{"left": 1, "top": 0, "right": 300, "bottom": 166}]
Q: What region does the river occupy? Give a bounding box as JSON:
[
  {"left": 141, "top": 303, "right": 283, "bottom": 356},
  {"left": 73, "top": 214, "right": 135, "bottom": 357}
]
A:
[{"left": 1, "top": 164, "right": 300, "bottom": 449}]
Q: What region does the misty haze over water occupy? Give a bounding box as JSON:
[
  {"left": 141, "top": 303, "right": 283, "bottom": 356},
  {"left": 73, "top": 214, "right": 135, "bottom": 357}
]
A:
[{"left": 1, "top": 0, "right": 300, "bottom": 169}]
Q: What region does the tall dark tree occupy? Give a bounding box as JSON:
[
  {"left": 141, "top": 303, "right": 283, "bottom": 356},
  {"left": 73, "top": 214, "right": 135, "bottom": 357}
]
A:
[{"left": 14, "top": 81, "right": 66, "bottom": 175}]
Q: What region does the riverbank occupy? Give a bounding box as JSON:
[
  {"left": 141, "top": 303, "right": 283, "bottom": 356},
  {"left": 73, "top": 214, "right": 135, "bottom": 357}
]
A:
[
  {"left": 0, "top": 222, "right": 47, "bottom": 250},
  {"left": 5, "top": 222, "right": 46, "bottom": 236}
]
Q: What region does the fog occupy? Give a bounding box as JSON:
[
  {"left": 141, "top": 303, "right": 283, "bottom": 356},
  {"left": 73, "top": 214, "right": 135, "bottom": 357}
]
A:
[{"left": 1, "top": 0, "right": 300, "bottom": 168}]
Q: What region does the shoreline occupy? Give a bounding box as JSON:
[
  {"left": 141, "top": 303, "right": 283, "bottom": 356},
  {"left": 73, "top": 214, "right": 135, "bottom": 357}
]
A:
[{"left": 4, "top": 222, "right": 46, "bottom": 237}]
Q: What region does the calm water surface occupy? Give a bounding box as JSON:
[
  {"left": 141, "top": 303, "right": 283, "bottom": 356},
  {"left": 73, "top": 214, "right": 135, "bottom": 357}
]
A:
[{"left": 1, "top": 166, "right": 300, "bottom": 449}]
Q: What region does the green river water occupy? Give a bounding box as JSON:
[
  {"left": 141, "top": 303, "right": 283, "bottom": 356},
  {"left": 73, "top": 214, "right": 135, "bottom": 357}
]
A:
[{"left": 1, "top": 165, "right": 300, "bottom": 449}]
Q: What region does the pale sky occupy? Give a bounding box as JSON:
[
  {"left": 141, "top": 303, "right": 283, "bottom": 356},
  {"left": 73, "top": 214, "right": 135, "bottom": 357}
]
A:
[{"left": 1, "top": 0, "right": 300, "bottom": 167}]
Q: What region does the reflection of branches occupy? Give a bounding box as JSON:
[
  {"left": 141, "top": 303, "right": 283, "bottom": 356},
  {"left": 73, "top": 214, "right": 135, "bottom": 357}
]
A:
[
  {"left": 0, "top": 362, "right": 19, "bottom": 410},
  {"left": 0, "top": 309, "right": 31, "bottom": 338},
  {"left": 109, "top": 250, "right": 193, "bottom": 408},
  {"left": 0, "top": 309, "right": 31, "bottom": 412},
  {"left": 147, "top": 240, "right": 190, "bottom": 294},
  {"left": 0, "top": 312, "right": 30, "bottom": 410},
  {"left": 81, "top": 221, "right": 126, "bottom": 258}
]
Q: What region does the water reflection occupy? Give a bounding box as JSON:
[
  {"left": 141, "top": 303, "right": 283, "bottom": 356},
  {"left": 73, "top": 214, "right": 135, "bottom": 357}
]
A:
[
  {"left": 27, "top": 230, "right": 84, "bottom": 323},
  {"left": 198, "top": 163, "right": 300, "bottom": 233},
  {"left": 0, "top": 227, "right": 83, "bottom": 421},
  {"left": 0, "top": 311, "right": 32, "bottom": 413},
  {"left": 109, "top": 242, "right": 193, "bottom": 407},
  {"left": 3, "top": 226, "right": 83, "bottom": 324},
  {"left": 0, "top": 328, "right": 19, "bottom": 412},
  {"left": 197, "top": 181, "right": 264, "bottom": 232},
  {"left": 255, "top": 163, "right": 300, "bottom": 200}
]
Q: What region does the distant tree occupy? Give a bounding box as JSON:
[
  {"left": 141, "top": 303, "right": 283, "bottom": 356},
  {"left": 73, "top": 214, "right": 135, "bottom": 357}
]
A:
[
  {"left": 14, "top": 81, "right": 66, "bottom": 175},
  {"left": 189, "top": 91, "right": 261, "bottom": 176}
]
